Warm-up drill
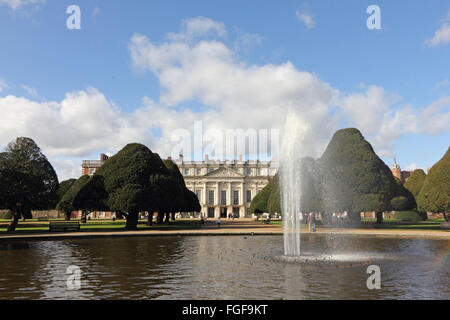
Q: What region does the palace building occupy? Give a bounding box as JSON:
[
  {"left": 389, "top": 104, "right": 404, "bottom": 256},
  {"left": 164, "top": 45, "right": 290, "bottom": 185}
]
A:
[{"left": 175, "top": 154, "right": 278, "bottom": 218}]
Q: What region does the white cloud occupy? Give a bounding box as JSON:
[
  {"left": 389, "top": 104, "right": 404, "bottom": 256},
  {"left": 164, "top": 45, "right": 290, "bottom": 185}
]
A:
[
  {"left": 296, "top": 9, "right": 315, "bottom": 29},
  {"left": 233, "top": 29, "right": 263, "bottom": 54},
  {"left": 0, "top": 78, "right": 8, "bottom": 93},
  {"left": 426, "top": 12, "right": 450, "bottom": 46},
  {"left": 0, "top": 0, "right": 44, "bottom": 11},
  {"left": 0, "top": 87, "right": 158, "bottom": 180},
  {"left": 129, "top": 19, "right": 339, "bottom": 159},
  {"left": 426, "top": 23, "right": 450, "bottom": 46},
  {"left": 21, "top": 84, "right": 37, "bottom": 96},
  {"left": 341, "top": 87, "right": 450, "bottom": 157},
  {"left": 167, "top": 16, "right": 226, "bottom": 43}
]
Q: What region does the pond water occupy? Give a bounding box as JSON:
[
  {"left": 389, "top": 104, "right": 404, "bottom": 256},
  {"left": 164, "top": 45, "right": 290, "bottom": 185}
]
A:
[{"left": 0, "top": 234, "right": 448, "bottom": 299}]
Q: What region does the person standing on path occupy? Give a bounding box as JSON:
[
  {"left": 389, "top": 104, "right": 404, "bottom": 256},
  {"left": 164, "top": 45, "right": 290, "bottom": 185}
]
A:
[{"left": 217, "top": 217, "right": 221, "bottom": 228}]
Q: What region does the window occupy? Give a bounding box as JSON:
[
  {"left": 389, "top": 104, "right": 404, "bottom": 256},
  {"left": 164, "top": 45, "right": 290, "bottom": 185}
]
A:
[
  {"left": 196, "top": 168, "right": 201, "bottom": 175},
  {"left": 246, "top": 190, "right": 252, "bottom": 203},
  {"left": 221, "top": 190, "right": 227, "bottom": 205},
  {"left": 184, "top": 168, "right": 190, "bottom": 175},
  {"left": 233, "top": 190, "right": 239, "bottom": 205},
  {"left": 245, "top": 168, "right": 252, "bottom": 176},
  {"left": 208, "top": 207, "right": 215, "bottom": 218},
  {"left": 195, "top": 190, "right": 202, "bottom": 202},
  {"left": 208, "top": 190, "right": 215, "bottom": 205},
  {"left": 88, "top": 168, "right": 96, "bottom": 175}
]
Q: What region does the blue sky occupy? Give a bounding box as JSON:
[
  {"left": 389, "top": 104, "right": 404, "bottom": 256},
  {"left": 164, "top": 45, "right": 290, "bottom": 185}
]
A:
[{"left": 0, "top": 0, "right": 449, "bottom": 180}]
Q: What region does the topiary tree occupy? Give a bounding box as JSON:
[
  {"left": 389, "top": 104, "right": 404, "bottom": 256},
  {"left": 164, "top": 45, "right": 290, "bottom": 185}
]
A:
[
  {"left": 163, "top": 159, "right": 189, "bottom": 222},
  {"left": 317, "top": 128, "right": 397, "bottom": 224},
  {"left": 390, "top": 196, "right": 410, "bottom": 211},
  {"left": 0, "top": 137, "right": 58, "bottom": 231},
  {"left": 73, "top": 175, "right": 110, "bottom": 223},
  {"left": 94, "top": 143, "right": 169, "bottom": 230},
  {"left": 56, "top": 179, "right": 77, "bottom": 203},
  {"left": 249, "top": 175, "right": 275, "bottom": 217},
  {"left": 266, "top": 174, "right": 281, "bottom": 215},
  {"left": 57, "top": 175, "right": 90, "bottom": 221},
  {"left": 404, "top": 169, "right": 427, "bottom": 197},
  {"left": 416, "top": 147, "right": 450, "bottom": 223},
  {"left": 184, "top": 189, "right": 201, "bottom": 215}
]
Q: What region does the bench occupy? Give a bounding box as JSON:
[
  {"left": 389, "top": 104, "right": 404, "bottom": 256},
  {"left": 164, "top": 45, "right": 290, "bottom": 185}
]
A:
[
  {"left": 37, "top": 216, "right": 49, "bottom": 221},
  {"left": 49, "top": 221, "right": 80, "bottom": 232}
]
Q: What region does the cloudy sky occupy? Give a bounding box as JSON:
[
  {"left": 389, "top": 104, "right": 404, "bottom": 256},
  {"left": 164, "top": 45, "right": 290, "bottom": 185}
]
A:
[{"left": 0, "top": 0, "right": 449, "bottom": 181}]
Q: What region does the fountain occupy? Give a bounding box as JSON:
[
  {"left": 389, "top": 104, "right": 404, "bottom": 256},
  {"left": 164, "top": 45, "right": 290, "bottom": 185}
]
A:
[
  {"left": 278, "top": 114, "right": 376, "bottom": 267},
  {"left": 280, "top": 114, "right": 311, "bottom": 257}
]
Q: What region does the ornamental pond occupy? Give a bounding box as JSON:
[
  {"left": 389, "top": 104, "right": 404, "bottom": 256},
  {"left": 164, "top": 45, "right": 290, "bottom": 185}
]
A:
[{"left": 0, "top": 234, "right": 448, "bottom": 299}]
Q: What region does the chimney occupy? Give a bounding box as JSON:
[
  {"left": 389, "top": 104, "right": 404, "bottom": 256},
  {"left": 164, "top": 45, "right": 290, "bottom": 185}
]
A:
[
  {"left": 179, "top": 154, "right": 183, "bottom": 161},
  {"left": 100, "top": 153, "right": 109, "bottom": 161},
  {"left": 205, "top": 154, "right": 209, "bottom": 162}
]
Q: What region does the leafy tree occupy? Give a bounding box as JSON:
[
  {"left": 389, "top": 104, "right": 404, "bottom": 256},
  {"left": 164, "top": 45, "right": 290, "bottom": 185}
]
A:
[
  {"left": 416, "top": 147, "right": 450, "bottom": 222},
  {"left": 56, "top": 175, "right": 90, "bottom": 220},
  {"left": 162, "top": 159, "right": 188, "bottom": 222},
  {"left": 249, "top": 174, "right": 279, "bottom": 216},
  {"left": 184, "top": 189, "right": 201, "bottom": 213},
  {"left": 317, "top": 128, "right": 397, "bottom": 223},
  {"left": 390, "top": 196, "right": 410, "bottom": 211},
  {"left": 73, "top": 175, "right": 109, "bottom": 223},
  {"left": 0, "top": 137, "right": 58, "bottom": 231},
  {"left": 94, "top": 143, "right": 168, "bottom": 230},
  {"left": 404, "top": 169, "right": 427, "bottom": 197},
  {"left": 267, "top": 176, "right": 281, "bottom": 214},
  {"left": 56, "top": 179, "right": 77, "bottom": 203},
  {"left": 392, "top": 177, "right": 416, "bottom": 211}
]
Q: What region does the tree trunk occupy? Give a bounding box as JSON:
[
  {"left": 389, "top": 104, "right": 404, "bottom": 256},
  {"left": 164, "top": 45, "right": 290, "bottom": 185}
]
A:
[
  {"left": 7, "top": 204, "right": 22, "bottom": 232},
  {"left": 125, "top": 211, "right": 139, "bottom": 230},
  {"left": 81, "top": 210, "right": 88, "bottom": 223},
  {"left": 147, "top": 212, "right": 153, "bottom": 226},
  {"left": 165, "top": 212, "right": 170, "bottom": 224},
  {"left": 376, "top": 211, "right": 383, "bottom": 224},
  {"left": 7, "top": 212, "right": 19, "bottom": 232},
  {"left": 443, "top": 213, "right": 450, "bottom": 223},
  {"left": 171, "top": 212, "right": 176, "bottom": 221},
  {"left": 64, "top": 211, "right": 71, "bottom": 221},
  {"left": 157, "top": 212, "right": 164, "bottom": 224}
]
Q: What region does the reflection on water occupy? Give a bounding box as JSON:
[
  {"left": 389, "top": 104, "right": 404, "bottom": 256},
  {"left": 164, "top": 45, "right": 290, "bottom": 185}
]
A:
[{"left": 0, "top": 234, "right": 448, "bottom": 299}]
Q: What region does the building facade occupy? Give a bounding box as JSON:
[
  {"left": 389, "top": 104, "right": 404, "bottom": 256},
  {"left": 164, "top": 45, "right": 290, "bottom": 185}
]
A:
[
  {"left": 81, "top": 153, "right": 109, "bottom": 176},
  {"left": 391, "top": 158, "right": 411, "bottom": 184},
  {"left": 175, "top": 154, "right": 278, "bottom": 218}
]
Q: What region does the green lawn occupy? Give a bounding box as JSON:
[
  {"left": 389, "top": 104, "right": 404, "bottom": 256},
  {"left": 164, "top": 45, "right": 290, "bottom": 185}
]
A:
[
  {"left": 259, "top": 218, "right": 447, "bottom": 231},
  {"left": 0, "top": 219, "right": 202, "bottom": 234}
]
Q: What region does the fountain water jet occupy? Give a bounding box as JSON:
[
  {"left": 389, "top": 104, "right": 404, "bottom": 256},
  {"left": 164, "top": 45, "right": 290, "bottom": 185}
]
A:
[{"left": 280, "top": 114, "right": 311, "bottom": 256}]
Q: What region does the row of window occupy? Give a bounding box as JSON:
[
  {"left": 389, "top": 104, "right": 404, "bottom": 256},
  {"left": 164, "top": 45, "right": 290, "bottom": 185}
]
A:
[
  {"left": 183, "top": 167, "right": 272, "bottom": 176},
  {"left": 195, "top": 190, "right": 252, "bottom": 205}
]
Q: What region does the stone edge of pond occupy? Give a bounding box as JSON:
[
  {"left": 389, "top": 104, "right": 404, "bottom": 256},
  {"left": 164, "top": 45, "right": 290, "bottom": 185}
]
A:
[{"left": 0, "top": 229, "right": 449, "bottom": 242}]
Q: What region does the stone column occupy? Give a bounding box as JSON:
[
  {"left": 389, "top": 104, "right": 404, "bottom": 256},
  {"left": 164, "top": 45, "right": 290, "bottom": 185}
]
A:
[
  {"left": 203, "top": 181, "right": 207, "bottom": 215},
  {"left": 240, "top": 181, "right": 245, "bottom": 217},
  {"left": 216, "top": 181, "right": 220, "bottom": 218}
]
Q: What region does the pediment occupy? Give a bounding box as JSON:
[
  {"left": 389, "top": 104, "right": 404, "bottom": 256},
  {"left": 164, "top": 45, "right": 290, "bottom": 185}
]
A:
[{"left": 205, "top": 167, "right": 244, "bottom": 178}]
